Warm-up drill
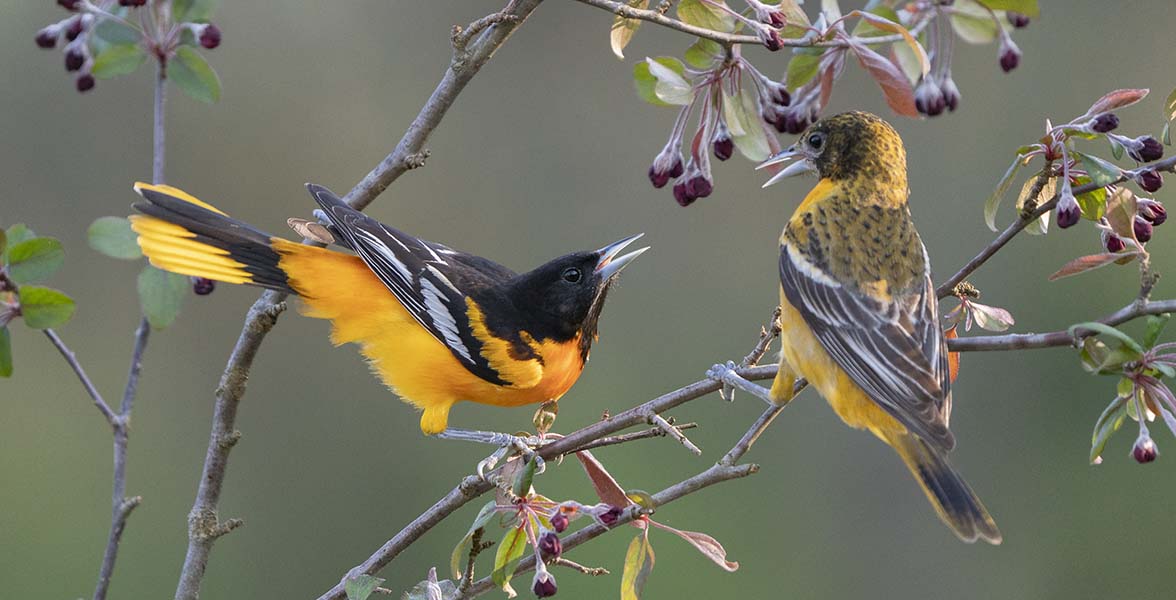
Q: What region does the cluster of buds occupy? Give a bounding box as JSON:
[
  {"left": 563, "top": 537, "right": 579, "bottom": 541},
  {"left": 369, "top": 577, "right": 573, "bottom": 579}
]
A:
[
  {"left": 34, "top": 0, "right": 221, "bottom": 94},
  {"left": 192, "top": 277, "right": 216, "bottom": 295}
]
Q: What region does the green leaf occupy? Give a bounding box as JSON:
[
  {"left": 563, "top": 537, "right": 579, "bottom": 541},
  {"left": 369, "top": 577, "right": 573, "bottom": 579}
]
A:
[
  {"left": 512, "top": 455, "right": 538, "bottom": 499},
  {"left": 1074, "top": 183, "right": 1107, "bottom": 222},
  {"left": 1110, "top": 137, "right": 1125, "bottom": 160},
  {"left": 1073, "top": 151, "right": 1122, "bottom": 187},
  {"left": 137, "top": 264, "right": 189, "bottom": 329},
  {"left": 174, "top": 0, "right": 219, "bottom": 21},
  {"left": 491, "top": 527, "right": 527, "bottom": 589},
  {"left": 88, "top": 217, "right": 142, "bottom": 260},
  {"left": 92, "top": 19, "right": 141, "bottom": 45},
  {"left": 171, "top": 46, "right": 222, "bottom": 103},
  {"left": 1070, "top": 322, "right": 1145, "bottom": 354},
  {"left": 677, "top": 0, "right": 736, "bottom": 33},
  {"left": 851, "top": 5, "right": 901, "bottom": 38},
  {"left": 721, "top": 88, "right": 771, "bottom": 161},
  {"left": 0, "top": 229, "right": 6, "bottom": 257},
  {"left": 950, "top": 0, "right": 1002, "bottom": 44},
  {"left": 1090, "top": 396, "right": 1127, "bottom": 464},
  {"left": 1078, "top": 337, "right": 1139, "bottom": 375},
  {"left": 1165, "top": 87, "right": 1176, "bottom": 123},
  {"left": 91, "top": 43, "right": 147, "bottom": 79},
  {"left": 1163, "top": 122, "right": 1172, "bottom": 146},
  {"left": 984, "top": 157, "right": 1026, "bottom": 231},
  {"left": 2, "top": 224, "right": 36, "bottom": 263},
  {"left": 620, "top": 531, "right": 655, "bottom": 600},
  {"left": 18, "top": 286, "right": 76, "bottom": 329},
  {"left": 785, "top": 52, "right": 821, "bottom": 91},
  {"left": 1014, "top": 173, "right": 1054, "bottom": 235},
  {"left": 450, "top": 500, "right": 498, "bottom": 579},
  {"left": 975, "top": 0, "right": 1038, "bottom": 18},
  {"left": 0, "top": 326, "right": 12, "bottom": 378},
  {"left": 684, "top": 38, "right": 722, "bottom": 69},
  {"left": 610, "top": 0, "right": 649, "bottom": 60},
  {"left": 644, "top": 57, "right": 694, "bottom": 105},
  {"left": 7, "top": 238, "right": 65, "bottom": 284},
  {"left": 633, "top": 57, "right": 686, "bottom": 107},
  {"left": 625, "top": 489, "right": 658, "bottom": 512},
  {"left": 343, "top": 574, "right": 384, "bottom": 600},
  {"left": 1105, "top": 186, "right": 1138, "bottom": 241},
  {"left": 1144, "top": 314, "right": 1170, "bottom": 349}
]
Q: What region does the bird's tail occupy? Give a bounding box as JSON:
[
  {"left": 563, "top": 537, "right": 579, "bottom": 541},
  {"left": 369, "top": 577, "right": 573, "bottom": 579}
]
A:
[
  {"left": 888, "top": 432, "right": 1002, "bottom": 545},
  {"left": 129, "top": 182, "right": 302, "bottom": 294}
]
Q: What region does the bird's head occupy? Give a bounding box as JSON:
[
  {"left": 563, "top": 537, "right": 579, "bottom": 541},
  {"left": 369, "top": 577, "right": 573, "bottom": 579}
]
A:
[
  {"left": 510, "top": 234, "right": 648, "bottom": 343},
  {"left": 759, "top": 111, "right": 908, "bottom": 190}
]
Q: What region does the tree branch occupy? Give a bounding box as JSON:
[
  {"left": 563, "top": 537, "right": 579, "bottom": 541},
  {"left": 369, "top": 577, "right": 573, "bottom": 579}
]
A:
[
  {"left": 173, "top": 3, "right": 545, "bottom": 599},
  {"left": 42, "top": 328, "right": 118, "bottom": 427},
  {"left": 950, "top": 299, "right": 1176, "bottom": 352}
]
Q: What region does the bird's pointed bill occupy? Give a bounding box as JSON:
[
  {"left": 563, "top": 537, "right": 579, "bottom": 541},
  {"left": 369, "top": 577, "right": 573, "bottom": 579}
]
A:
[
  {"left": 595, "top": 233, "right": 648, "bottom": 279},
  {"left": 757, "top": 146, "right": 816, "bottom": 188}
]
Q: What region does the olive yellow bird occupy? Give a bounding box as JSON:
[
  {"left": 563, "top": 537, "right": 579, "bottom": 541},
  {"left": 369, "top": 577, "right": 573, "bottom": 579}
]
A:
[
  {"left": 716, "top": 112, "right": 1000, "bottom": 544},
  {"left": 129, "top": 183, "right": 646, "bottom": 441}
]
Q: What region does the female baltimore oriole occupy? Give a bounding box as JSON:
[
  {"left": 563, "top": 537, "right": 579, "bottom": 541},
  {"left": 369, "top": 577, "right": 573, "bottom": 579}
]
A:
[
  {"left": 129, "top": 182, "right": 646, "bottom": 437},
  {"left": 714, "top": 112, "right": 1000, "bottom": 544}
]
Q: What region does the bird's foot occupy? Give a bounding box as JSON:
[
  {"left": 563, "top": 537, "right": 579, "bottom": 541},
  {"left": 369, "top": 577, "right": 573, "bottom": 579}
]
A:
[
  {"left": 706, "top": 361, "right": 776, "bottom": 406},
  {"left": 435, "top": 428, "right": 546, "bottom": 482}
]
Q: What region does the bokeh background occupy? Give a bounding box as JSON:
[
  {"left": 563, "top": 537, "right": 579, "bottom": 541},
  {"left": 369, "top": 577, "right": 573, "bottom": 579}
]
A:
[{"left": 4, "top": 2, "right": 1176, "bottom": 599}]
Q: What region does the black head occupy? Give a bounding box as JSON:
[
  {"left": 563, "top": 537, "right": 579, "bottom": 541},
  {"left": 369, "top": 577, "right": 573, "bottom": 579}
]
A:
[{"left": 508, "top": 234, "right": 647, "bottom": 348}]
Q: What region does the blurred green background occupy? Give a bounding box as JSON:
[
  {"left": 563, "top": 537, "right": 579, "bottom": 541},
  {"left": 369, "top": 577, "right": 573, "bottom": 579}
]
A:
[{"left": 4, "top": 2, "right": 1176, "bottom": 599}]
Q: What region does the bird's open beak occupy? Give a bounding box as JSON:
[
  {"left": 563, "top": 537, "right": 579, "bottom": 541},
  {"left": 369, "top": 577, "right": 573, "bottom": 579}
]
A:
[
  {"left": 756, "top": 145, "right": 815, "bottom": 188},
  {"left": 594, "top": 233, "right": 649, "bottom": 279}
]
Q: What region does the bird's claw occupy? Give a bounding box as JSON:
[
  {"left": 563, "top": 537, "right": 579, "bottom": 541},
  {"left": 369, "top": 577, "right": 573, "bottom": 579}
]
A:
[
  {"left": 706, "top": 360, "right": 776, "bottom": 406},
  {"left": 706, "top": 360, "right": 740, "bottom": 402},
  {"left": 475, "top": 435, "right": 546, "bottom": 482}
]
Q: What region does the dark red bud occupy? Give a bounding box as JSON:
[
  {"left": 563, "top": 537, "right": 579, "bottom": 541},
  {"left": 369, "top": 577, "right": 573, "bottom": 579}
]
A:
[
  {"left": 767, "top": 11, "right": 786, "bottom": 28},
  {"left": 538, "top": 531, "right": 562, "bottom": 560},
  {"left": 1131, "top": 136, "right": 1164, "bottom": 163},
  {"left": 1105, "top": 234, "right": 1127, "bottom": 253},
  {"left": 1007, "top": 12, "right": 1030, "bottom": 28},
  {"left": 1134, "top": 217, "right": 1154, "bottom": 242},
  {"left": 667, "top": 157, "right": 684, "bottom": 179},
  {"left": 1142, "top": 201, "right": 1167, "bottom": 226},
  {"left": 648, "top": 164, "right": 670, "bottom": 189},
  {"left": 199, "top": 24, "right": 222, "bottom": 50},
  {"left": 1056, "top": 201, "right": 1081, "bottom": 229},
  {"left": 1091, "top": 113, "right": 1119, "bottom": 133},
  {"left": 598, "top": 505, "right": 624, "bottom": 527},
  {"left": 119, "top": 0, "right": 148, "bottom": 5},
  {"left": 57, "top": 0, "right": 81, "bottom": 11},
  {"left": 64, "top": 48, "right": 85, "bottom": 72},
  {"left": 65, "top": 17, "right": 84, "bottom": 41},
  {"left": 75, "top": 74, "right": 95, "bottom": 93},
  {"left": 999, "top": 48, "right": 1020, "bottom": 73},
  {"left": 1139, "top": 170, "right": 1163, "bottom": 193},
  {"left": 672, "top": 181, "right": 694, "bottom": 207},
  {"left": 533, "top": 576, "right": 557, "bottom": 598},
  {"left": 1133, "top": 437, "right": 1158, "bottom": 463},
  {"left": 713, "top": 135, "right": 734, "bottom": 161},
  {"left": 762, "top": 29, "right": 783, "bottom": 52},
  {"left": 550, "top": 512, "right": 569, "bottom": 533},
  {"left": 193, "top": 277, "right": 216, "bottom": 295},
  {"left": 686, "top": 175, "right": 713, "bottom": 199},
  {"left": 35, "top": 29, "right": 58, "bottom": 49}
]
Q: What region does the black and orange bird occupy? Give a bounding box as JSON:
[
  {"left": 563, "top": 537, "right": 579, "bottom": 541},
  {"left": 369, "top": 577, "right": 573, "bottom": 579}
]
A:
[
  {"left": 129, "top": 183, "right": 647, "bottom": 445},
  {"left": 710, "top": 112, "right": 1001, "bottom": 544}
]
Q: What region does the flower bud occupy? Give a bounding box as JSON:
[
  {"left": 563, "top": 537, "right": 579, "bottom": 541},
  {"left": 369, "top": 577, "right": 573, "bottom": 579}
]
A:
[
  {"left": 65, "top": 16, "right": 84, "bottom": 41},
  {"left": 75, "top": 74, "right": 95, "bottom": 93},
  {"left": 35, "top": 27, "right": 59, "bottom": 49},
  {"left": 1055, "top": 194, "right": 1081, "bottom": 229},
  {"left": 648, "top": 145, "right": 683, "bottom": 189},
  {"left": 712, "top": 129, "right": 734, "bottom": 161},
  {"left": 1128, "top": 136, "right": 1164, "bottom": 163},
  {"left": 1137, "top": 169, "right": 1163, "bottom": 193},
  {"left": 1134, "top": 216, "right": 1154, "bottom": 242},
  {"left": 57, "top": 0, "right": 81, "bottom": 11},
  {"left": 760, "top": 27, "right": 783, "bottom": 52},
  {"left": 998, "top": 39, "right": 1021, "bottom": 73},
  {"left": 550, "top": 512, "right": 569, "bottom": 533},
  {"left": 939, "top": 76, "right": 961, "bottom": 112},
  {"left": 672, "top": 181, "right": 694, "bottom": 207},
  {"left": 119, "top": 0, "right": 148, "bottom": 6},
  {"left": 538, "top": 531, "right": 562, "bottom": 560},
  {"left": 199, "top": 24, "right": 222, "bottom": 49},
  {"left": 1090, "top": 113, "right": 1119, "bottom": 133},
  {"left": 1133, "top": 436, "right": 1158, "bottom": 463},
  {"left": 1139, "top": 199, "right": 1167, "bottom": 226},
  {"left": 532, "top": 573, "right": 557, "bottom": 598},
  {"left": 1006, "top": 12, "right": 1030, "bottom": 28},
  {"left": 685, "top": 174, "right": 713, "bottom": 200},
  {"left": 64, "top": 48, "right": 85, "bottom": 72},
  {"left": 764, "top": 81, "right": 790, "bottom": 107},
  {"left": 193, "top": 277, "right": 216, "bottom": 295},
  {"left": 1104, "top": 233, "right": 1127, "bottom": 253},
  {"left": 597, "top": 505, "right": 624, "bottom": 527},
  {"left": 914, "top": 77, "right": 945, "bottom": 116}
]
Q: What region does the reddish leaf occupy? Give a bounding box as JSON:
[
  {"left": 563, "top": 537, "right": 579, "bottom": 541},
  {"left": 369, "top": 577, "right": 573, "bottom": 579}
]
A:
[
  {"left": 944, "top": 326, "right": 960, "bottom": 384},
  {"left": 649, "top": 520, "right": 739, "bottom": 571},
  {"left": 849, "top": 41, "right": 917, "bottom": 117},
  {"left": 847, "top": 10, "right": 929, "bottom": 75},
  {"left": 968, "top": 301, "right": 1015, "bottom": 332},
  {"left": 575, "top": 450, "right": 632, "bottom": 508},
  {"left": 1084, "top": 88, "right": 1149, "bottom": 119},
  {"left": 1105, "top": 186, "right": 1139, "bottom": 242},
  {"left": 1049, "top": 252, "right": 1139, "bottom": 281}
]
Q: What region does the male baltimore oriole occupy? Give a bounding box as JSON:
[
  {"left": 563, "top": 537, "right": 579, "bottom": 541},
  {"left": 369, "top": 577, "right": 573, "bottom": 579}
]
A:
[
  {"left": 712, "top": 112, "right": 1000, "bottom": 544},
  {"left": 129, "top": 183, "right": 646, "bottom": 439}
]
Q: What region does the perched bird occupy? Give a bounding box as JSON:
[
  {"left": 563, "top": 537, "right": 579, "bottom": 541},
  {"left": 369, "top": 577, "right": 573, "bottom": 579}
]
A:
[
  {"left": 714, "top": 112, "right": 1000, "bottom": 544},
  {"left": 129, "top": 183, "right": 646, "bottom": 440}
]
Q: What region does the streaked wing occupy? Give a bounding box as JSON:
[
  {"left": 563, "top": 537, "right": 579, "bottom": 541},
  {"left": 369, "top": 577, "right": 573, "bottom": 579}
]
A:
[
  {"left": 780, "top": 242, "right": 954, "bottom": 451},
  {"left": 307, "top": 184, "right": 528, "bottom": 387}
]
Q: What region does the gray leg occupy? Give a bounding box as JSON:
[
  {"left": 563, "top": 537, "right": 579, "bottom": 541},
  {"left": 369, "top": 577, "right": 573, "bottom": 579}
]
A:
[
  {"left": 435, "top": 428, "right": 546, "bottom": 480},
  {"left": 706, "top": 361, "right": 776, "bottom": 406}
]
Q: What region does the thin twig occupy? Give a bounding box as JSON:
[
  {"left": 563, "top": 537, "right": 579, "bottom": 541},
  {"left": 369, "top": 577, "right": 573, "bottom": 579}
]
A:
[
  {"left": 569, "top": 422, "right": 698, "bottom": 453},
  {"left": 552, "top": 557, "right": 609, "bottom": 576},
  {"left": 43, "top": 328, "right": 117, "bottom": 427},
  {"left": 950, "top": 299, "right": 1176, "bottom": 352},
  {"left": 574, "top": 0, "right": 932, "bottom": 48},
  {"left": 740, "top": 306, "right": 781, "bottom": 368},
  {"left": 648, "top": 413, "right": 702, "bottom": 455}
]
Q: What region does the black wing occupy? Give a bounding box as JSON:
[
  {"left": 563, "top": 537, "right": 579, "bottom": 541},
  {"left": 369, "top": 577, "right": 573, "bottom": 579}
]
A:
[
  {"left": 306, "top": 184, "right": 518, "bottom": 386},
  {"left": 780, "top": 242, "right": 954, "bottom": 451}
]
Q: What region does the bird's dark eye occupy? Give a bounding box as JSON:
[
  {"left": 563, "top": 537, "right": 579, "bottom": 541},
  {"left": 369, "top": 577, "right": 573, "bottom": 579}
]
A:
[
  {"left": 807, "top": 132, "right": 825, "bottom": 151},
  {"left": 562, "top": 267, "right": 582, "bottom": 283}
]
